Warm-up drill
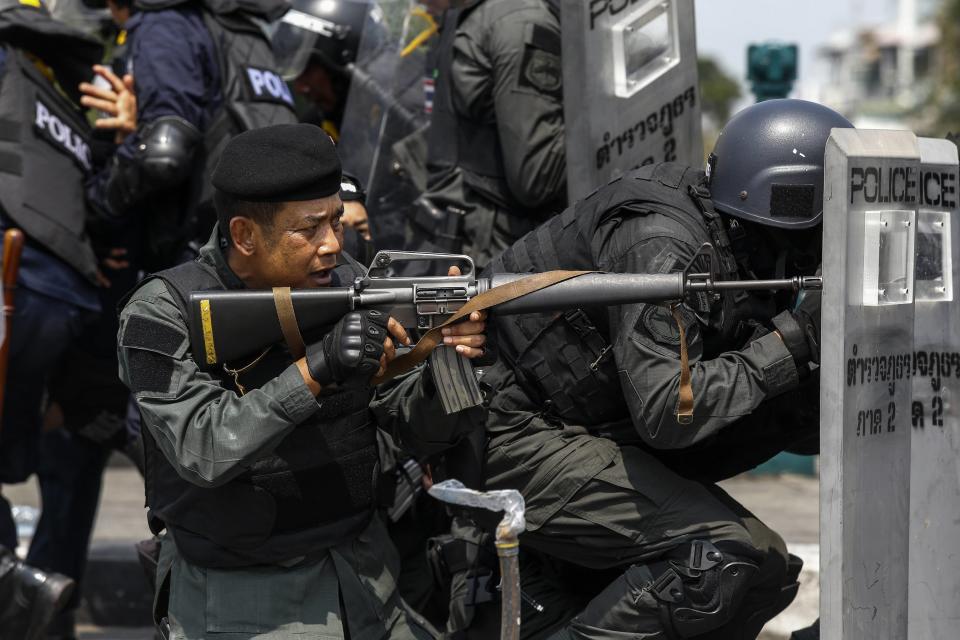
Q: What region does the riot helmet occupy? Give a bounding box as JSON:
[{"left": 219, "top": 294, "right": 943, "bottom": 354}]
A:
[
  {"left": 0, "top": 0, "right": 104, "bottom": 103},
  {"left": 708, "top": 99, "right": 853, "bottom": 230},
  {"left": 273, "top": 0, "right": 375, "bottom": 80}
]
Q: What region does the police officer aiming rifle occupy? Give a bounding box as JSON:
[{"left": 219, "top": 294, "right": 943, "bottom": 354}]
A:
[{"left": 117, "top": 123, "right": 488, "bottom": 639}]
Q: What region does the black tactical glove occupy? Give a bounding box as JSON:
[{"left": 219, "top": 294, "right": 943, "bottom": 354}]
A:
[
  {"left": 772, "top": 288, "right": 821, "bottom": 368},
  {"left": 305, "top": 310, "right": 390, "bottom": 387}
]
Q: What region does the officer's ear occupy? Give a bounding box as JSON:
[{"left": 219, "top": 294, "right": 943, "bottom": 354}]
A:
[{"left": 229, "top": 216, "right": 258, "bottom": 256}]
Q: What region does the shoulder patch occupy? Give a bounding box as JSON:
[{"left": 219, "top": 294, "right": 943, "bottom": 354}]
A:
[
  {"left": 637, "top": 304, "right": 700, "bottom": 349},
  {"left": 121, "top": 315, "right": 187, "bottom": 396},
  {"left": 639, "top": 306, "right": 681, "bottom": 347},
  {"left": 518, "top": 24, "right": 562, "bottom": 98},
  {"left": 121, "top": 314, "right": 187, "bottom": 357}
]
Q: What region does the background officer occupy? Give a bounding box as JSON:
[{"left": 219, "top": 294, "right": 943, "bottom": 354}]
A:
[
  {"left": 117, "top": 123, "right": 487, "bottom": 639},
  {"left": 81, "top": 0, "right": 298, "bottom": 273},
  {"left": 414, "top": 0, "right": 565, "bottom": 268},
  {"left": 475, "top": 99, "right": 849, "bottom": 639},
  {"left": 273, "top": 0, "right": 375, "bottom": 138},
  {"left": 0, "top": 0, "right": 104, "bottom": 637}
]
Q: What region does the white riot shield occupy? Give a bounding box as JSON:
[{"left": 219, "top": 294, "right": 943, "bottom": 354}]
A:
[
  {"left": 820, "top": 129, "right": 919, "bottom": 640},
  {"left": 560, "top": 0, "right": 702, "bottom": 201},
  {"left": 908, "top": 138, "right": 960, "bottom": 639}
]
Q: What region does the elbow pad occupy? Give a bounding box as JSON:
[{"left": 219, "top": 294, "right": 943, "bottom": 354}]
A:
[{"left": 106, "top": 116, "right": 201, "bottom": 215}]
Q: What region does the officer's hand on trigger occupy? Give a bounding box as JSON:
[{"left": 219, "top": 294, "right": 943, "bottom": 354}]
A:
[
  {"left": 440, "top": 265, "right": 488, "bottom": 360},
  {"left": 303, "top": 310, "right": 408, "bottom": 389}
]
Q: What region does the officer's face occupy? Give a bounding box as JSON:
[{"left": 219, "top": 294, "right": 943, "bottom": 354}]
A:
[
  {"left": 294, "top": 64, "right": 339, "bottom": 115},
  {"left": 237, "top": 195, "right": 345, "bottom": 289}
]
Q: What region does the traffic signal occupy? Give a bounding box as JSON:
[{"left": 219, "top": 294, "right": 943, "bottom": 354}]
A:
[{"left": 747, "top": 43, "right": 798, "bottom": 102}]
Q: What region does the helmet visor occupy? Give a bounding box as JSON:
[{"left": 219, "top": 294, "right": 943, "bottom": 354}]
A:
[{"left": 271, "top": 9, "right": 337, "bottom": 80}]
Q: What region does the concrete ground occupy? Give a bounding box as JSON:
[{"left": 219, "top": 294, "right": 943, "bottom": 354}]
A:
[
  {"left": 5, "top": 456, "right": 820, "bottom": 639},
  {"left": 718, "top": 474, "right": 820, "bottom": 640}
]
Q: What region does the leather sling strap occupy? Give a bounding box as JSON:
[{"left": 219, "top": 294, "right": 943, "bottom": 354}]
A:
[
  {"left": 272, "top": 287, "right": 306, "bottom": 360},
  {"left": 670, "top": 304, "right": 695, "bottom": 424},
  {"left": 373, "top": 270, "right": 591, "bottom": 385}
]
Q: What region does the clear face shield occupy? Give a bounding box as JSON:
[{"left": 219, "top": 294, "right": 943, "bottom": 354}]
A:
[
  {"left": 271, "top": 10, "right": 327, "bottom": 80},
  {"left": 271, "top": 0, "right": 379, "bottom": 81}
]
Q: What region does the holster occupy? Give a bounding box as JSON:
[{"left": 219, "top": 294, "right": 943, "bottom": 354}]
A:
[{"left": 427, "top": 517, "right": 499, "bottom": 633}]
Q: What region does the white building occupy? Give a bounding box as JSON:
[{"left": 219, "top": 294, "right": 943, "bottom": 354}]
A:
[{"left": 816, "top": 0, "right": 940, "bottom": 128}]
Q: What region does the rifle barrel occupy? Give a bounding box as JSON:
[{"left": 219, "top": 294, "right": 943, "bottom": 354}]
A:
[
  {"left": 487, "top": 272, "right": 684, "bottom": 314},
  {"left": 685, "top": 276, "right": 822, "bottom": 292}
]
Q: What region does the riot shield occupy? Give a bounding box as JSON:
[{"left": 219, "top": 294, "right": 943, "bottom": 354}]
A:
[
  {"left": 820, "top": 129, "right": 919, "bottom": 640},
  {"left": 336, "top": 0, "right": 431, "bottom": 250},
  {"left": 560, "top": 0, "right": 702, "bottom": 202},
  {"left": 908, "top": 137, "right": 960, "bottom": 639}
]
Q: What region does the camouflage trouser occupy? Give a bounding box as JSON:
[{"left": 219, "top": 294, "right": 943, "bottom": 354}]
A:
[
  {"left": 155, "top": 516, "right": 438, "bottom": 640},
  {"left": 484, "top": 415, "right": 795, "bottom": 638}
]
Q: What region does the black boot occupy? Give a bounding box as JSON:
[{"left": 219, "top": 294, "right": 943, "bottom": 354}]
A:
[
  {"left": 791, "top": 618, "right": 820, "bottom": 640},
  {"left": 0, "top": 546, "right": 75, "bottom": 640}
]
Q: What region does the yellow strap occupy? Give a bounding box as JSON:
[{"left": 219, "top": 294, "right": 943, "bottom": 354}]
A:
[
  {"left": 401, "top": 9, "right": 438, "bottom": 57},
  {"left": 372, "top": 270, "right": 592, "bottom": 385},
  {"left": 670, "top": 304, "right": 694, "bottom": 424},
  {"left": 272, "top": 287, "right": 306, "bottom": 360}
]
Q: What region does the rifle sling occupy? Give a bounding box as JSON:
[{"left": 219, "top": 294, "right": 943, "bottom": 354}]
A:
[
  {"left": 374, "top": 270, "right": 590, "bottom": 385},
  {"left": 373, "top": 270, "right": 694, "bottom": 424},
  {"left": 272, "top": 286, "right": 306, "bottom": 360},
  {"left": 670, "top": 304, "right": 694, "bottom": 424}
]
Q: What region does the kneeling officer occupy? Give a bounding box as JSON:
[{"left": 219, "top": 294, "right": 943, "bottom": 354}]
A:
[{"left": 117, "top": 123, "right": 487, "bottom": 639}]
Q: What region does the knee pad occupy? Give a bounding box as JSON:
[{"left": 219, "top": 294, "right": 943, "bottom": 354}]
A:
[
  {"left": 650, "top": 540, "right": 760, "bottom": 639},
  {"left": 559, "top": 541, "right": 763, "bottom": 640}
]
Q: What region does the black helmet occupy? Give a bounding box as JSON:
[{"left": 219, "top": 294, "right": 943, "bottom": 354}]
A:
[
  {"left": 272, "top": 0, "right": 376, "bottom": 80},
  {"left": 708, "top": 99, "right": 853, "bottom": 229}
]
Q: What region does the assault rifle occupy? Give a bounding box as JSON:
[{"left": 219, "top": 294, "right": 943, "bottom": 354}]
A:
[{"left": 187, "top": 247, "right": 821, "bottom": 414}]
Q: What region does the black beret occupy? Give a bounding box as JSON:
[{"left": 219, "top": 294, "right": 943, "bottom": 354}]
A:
[{"left": 211, "top": 124, "right": 342, "bottom": 202}]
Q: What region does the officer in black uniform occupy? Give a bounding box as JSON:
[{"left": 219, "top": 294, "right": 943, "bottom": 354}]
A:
[
  {"left": 0, "top": 1, "right": 104, "bottom": 638},
  {"left": 477, "top": 99, "right": 848, "bottom": 639},
  {"left": 273, "top": 0, "right": 426, "bottom": 253},
  {"left": 414, "top": 0, "right": 565, "bottom": 268},
  {"left": 117, "top": 123, "right": 488, "bottom": 639}
]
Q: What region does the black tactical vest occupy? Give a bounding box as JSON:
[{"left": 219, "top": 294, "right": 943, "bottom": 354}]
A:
[
  {"left": 487, "top": 163, "right": 740, "bottom": 427},
  {"left": 140, "top": 257, "right": 380, "bottom": 568},
  {"left": 197, "top": 8, "right": 298, "bottom": 208},
  {"left": 0, "top": 41, "right": 99, "bottom": 283}
]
